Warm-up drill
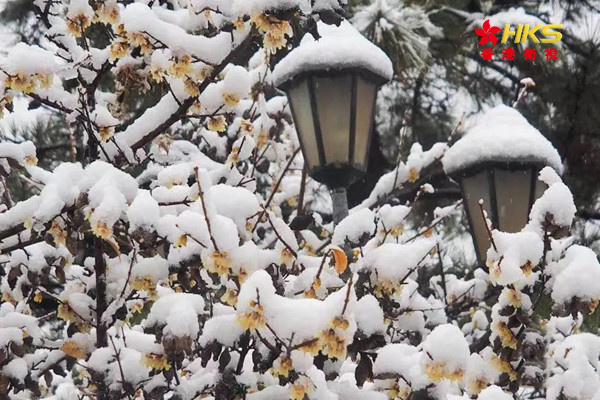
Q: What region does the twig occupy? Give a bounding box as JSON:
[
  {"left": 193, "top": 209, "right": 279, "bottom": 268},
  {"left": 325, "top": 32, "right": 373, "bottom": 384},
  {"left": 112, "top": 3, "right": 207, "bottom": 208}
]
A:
[
  {"left": 478, "top": 201, "right": 497, "bottom": 251},
  {"left": 109, "top": 336, "right": 133, "bottom": 400},
  {"left": 341, "top": 273, "right": 354, "bottom": 315},
  {"left": 193, "top": 167, "right": 220, "bottom": 252},
  {"left": 252, "top": 147, "right": 301, "bottom": 233}
]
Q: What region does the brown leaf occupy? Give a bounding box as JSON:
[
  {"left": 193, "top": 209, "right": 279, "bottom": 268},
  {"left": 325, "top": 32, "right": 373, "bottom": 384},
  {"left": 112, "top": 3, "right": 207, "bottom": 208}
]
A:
[
  {"left": 355, "top": 353, "right": 373, "bottom": 387},
  {"left": 61, "top": 341, "right": 87, "bottom": 359},
  {"left": 331, "top": 247, "right": 348, "bottom": 274}
]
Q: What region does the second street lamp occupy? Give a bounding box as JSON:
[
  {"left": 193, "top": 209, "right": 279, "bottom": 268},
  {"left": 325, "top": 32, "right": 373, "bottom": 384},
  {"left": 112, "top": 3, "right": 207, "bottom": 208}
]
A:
[
  {"left": 442, "top": 105, "right": 563, "bottom": 265},
  {"left": 273, "top": 21, "right": 393, "bottom": 224}
]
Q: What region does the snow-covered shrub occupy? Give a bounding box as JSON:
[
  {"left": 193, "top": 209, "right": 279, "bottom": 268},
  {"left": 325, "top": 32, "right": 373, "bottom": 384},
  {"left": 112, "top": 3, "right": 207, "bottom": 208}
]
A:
[{"left": 0, "top": 1, "right": 598, "bottom": 400}]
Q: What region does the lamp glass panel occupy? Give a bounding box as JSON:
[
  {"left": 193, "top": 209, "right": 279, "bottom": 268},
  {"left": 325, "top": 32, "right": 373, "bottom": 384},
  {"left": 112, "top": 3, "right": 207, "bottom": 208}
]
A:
[
  {"left": 314, "top": 74, "right": 352, "bottom": 164},
  {"left": 462, "top": 170, "right": 493, "bottom": 263},
  {"left": 354, "top": 77, "right": 377, "bottom": 166},
  {"left": 494, "top": 168, "right": 533, "bottom": 233},
  {"left": 287, "top": 80, "right": 320, "bottom": 170}
]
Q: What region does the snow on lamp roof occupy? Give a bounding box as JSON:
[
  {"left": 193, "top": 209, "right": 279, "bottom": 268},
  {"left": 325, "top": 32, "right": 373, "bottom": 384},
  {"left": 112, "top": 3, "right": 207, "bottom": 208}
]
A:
[
  {"left": 442, "top": 105, "right": 563, "bottom": 175},
  {"left": 272, "top": 20, "right": 394, "bottom": 88}
]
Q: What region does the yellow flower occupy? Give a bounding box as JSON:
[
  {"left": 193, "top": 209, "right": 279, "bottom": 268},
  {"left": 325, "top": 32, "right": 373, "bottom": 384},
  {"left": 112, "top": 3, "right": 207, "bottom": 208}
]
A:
[
  {"left": 408, "top": 168, "right": 419, "bottom": 183},
  {"left": 424, "top": 361, "right": 464, "bottom": 382},
  {"left": 289, "top": 377, "right": 314, "bottom": 400},
  {"left": 109, "top": 39, "right": 129, "bottom": 61},
  {"left": 24, "top": 155, "right": 38, "bottom": 166},
  {"left": 237, "top": 309, "right": 267, "bottom": 331},
  {"left": 506, "top": 288, "right": 523, "bottom": 308},
  {"left": 256, "top": 129, "right": 269, "bottom": 148},
  {"left": 184, "top": 78, "right": 200, "bottom": 97},
  {"left": 1, "top": 292, "right": 16, "bottom": 305},
  {"left": 36, "top": 73, "right": 53, "bottom": 88},
  {"left": 24, "top": 217, "right": 33, "bottom": 230},
  {"left": 168, "top": 55, "right": 192, "bottom": 78},
  {"left": 206, "top": 251, "right": 232, "bottom": 276},
  {"left": 389, "top": 224, "right": 405, "bottom": 237},
  {"left": 490, "top": 356, "right": 517, "bottom": 381},
  {"left": 150, "top": 66, "right": 165, "bottom": 83},
  {"left": 127, "top": 32, "right": 152, "bottom": 55},
  {"left": 130, "top": 301, "right": 144, "bottom": 314},
  {"left": 250, "top": 13, "right": 273, "bottom": 33},
  {"left": 521, "top": 261, "right": 534, "bottom": 277},
  {"left": 271, "top": 356, "right": 293, "bottom": 378},
  {"left": 220, "top": 288, "right": 238, "bottom": 306},
  {"left": 66, "top": 13, "right": 92, "bottom": 37},
  {"left": 330, "top": 316, "right": 349, "bottom": 330},
  {"left": 5, "top": 73, "right": 35, "bottom": 93},
  {"left": 240, "top": 119, "right": 254, "bottom": 134},
  {"left": 98, "top": 126, "right": 114, "bottom": 142},
  {"left": 319, "top": 329, "right": 346, "bottom": 359},
  {"left": 58, "top": 303, "right": 77, "bottom": 322},
  {"left": 130, "top": 275, "right": 156, "bottom": 291},
  {"left": 299, "top": 338, "right": 321, "bottom": 355},
  {"left": 468, "top": 376, "right": 488, "bottom": 395},
  {"left": 33, "top": 291, "right": 43, "bottom": 303},
  {"left": 175, "top": 234, "right": 188, "bottom": 248},
  {"left": 227, "top": 146, "right": 240, "bottom": 165},
  {"left": 92, "top": 220, "right": 113, "bottom": 239},
  {"left": 374, "top": 279, "right": 402, "bottom": 297},
  {"left": 207, "top": 116, "right": 227, "bottom": 132},
  {"left": 50, "top": 220, "right": 67, "bottom": 246},
  {"left": 304, "top": 287, "right": 318, "bottom": 299},
  {"left": 280, "top": 247, "right": 295, "bottom": 265},
  {"left": 233, "top": 18, "right": 245, "bottom": 31},
  {"left": 264, "top": 32, "right": 287, "bottom": 54},
  {"left": 97, "top": 2, "right": 120, "bottom": 25},
  {"left": 222, "top": 92, "right": 240, "bottom": 106},
  {"left": 494, "top": 321, "right": 517, "bottom": 349},
  {"left": 141, "top": 353, "right": 170, "bottom": 371}
]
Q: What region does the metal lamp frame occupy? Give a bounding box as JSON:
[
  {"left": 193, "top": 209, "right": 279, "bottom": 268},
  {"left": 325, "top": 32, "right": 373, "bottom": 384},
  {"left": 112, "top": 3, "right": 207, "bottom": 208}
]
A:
[
  {"left": 280, "top": 67, "right": 387, "bottom": 188},
  {"left": 451, "top": 160, "right": 547, "bottom": 266}
]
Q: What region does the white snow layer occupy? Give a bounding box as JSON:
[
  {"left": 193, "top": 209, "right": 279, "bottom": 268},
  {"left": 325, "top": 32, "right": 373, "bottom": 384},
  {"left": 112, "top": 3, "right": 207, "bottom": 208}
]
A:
[
  {"left": 272, "top": 21, "right": 393, "bottom": 87},
  {"left": 442, "top": 105, "right": 563, "bottom": 175}
]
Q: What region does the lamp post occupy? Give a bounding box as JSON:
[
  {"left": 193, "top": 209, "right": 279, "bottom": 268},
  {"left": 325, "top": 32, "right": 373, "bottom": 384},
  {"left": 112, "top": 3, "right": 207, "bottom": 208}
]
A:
[
  {"left": 442, "top": 105, "right": 563, "bottom": 265},
  {"left": 273, "top": 21, "right": 393, "bottom": 224}
]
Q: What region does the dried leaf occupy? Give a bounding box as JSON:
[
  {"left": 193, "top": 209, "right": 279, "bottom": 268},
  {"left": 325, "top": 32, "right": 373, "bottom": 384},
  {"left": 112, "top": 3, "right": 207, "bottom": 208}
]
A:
[
  {"left": 355, "top": 353, "right": 373, "bottom": 387},
  {"left": 331, "top": 246, "right": 348, "bottom": 274},
  {"left": 61, "top": 341, "right": 87, "bottom": 359}
]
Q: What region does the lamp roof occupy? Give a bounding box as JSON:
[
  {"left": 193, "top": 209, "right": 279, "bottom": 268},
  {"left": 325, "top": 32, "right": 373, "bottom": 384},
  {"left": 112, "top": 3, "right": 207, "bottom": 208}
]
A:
[
  {"left": 272, "top": 20, "right": 393, "bottom": 88},
  {"left": 442, "top": 105, "right": 563, "bottom": 175}
]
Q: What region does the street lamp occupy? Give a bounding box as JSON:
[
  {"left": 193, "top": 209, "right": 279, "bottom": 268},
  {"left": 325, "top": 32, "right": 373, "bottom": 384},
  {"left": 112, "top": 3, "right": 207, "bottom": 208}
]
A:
[
  {"left": 273, "top": 21, "right": 393, "bottom": 224},
  {"left": 442, "top": 105, "right": 563, "bottom": 265}
]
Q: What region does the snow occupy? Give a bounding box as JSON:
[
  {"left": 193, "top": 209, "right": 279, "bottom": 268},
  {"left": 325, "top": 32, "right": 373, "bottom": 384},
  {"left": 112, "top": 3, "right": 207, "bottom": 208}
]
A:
[
  {"left": 354, "top": 294, "right": 385, "bottom": 335},
  {"left": 477, "top": 385, "right": 514, "bottom": 400},
  {"left": 420, "top": 324, "right": 470, "bottom": 381},
  {"left": 550, "top": 245, "right": 600, "bottom": 304},
  {"left": 373, "top": 343, "right": 427, "bottom": 389},
  {"left": 332, "top": 208, "right": 375, "bottom": 246},
  {"left": 120, "top": 3, "right": 233, "bottom": 64},
  {"left": 487, "top": 230, "right": 543, "bottom": 286},
  {"left": 1, "top": 358, "right": 28, "bottom": 382},
  {"left": 146, "top": 293, "right": 206, "bottom": 338},
  {"left": 360, "top": 239, "right": 435, "bottom": 281},
  {"left": 443, "top": 105, "right": 563, "bottom": 175},
  {"left": 526, "top": 167, "right": 576, "bottom": 235},
  {"left": 272, "top": 21, "right": 393, "bottom": 88},
  {"left": 1, "top": 43, "right": 60, "bottom": 75}
]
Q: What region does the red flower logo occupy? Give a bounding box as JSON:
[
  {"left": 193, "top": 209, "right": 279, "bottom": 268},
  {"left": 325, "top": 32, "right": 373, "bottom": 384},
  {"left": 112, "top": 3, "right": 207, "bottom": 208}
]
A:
[{"left": 475, "top": 19, "right": 501, "bottom": 45}]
